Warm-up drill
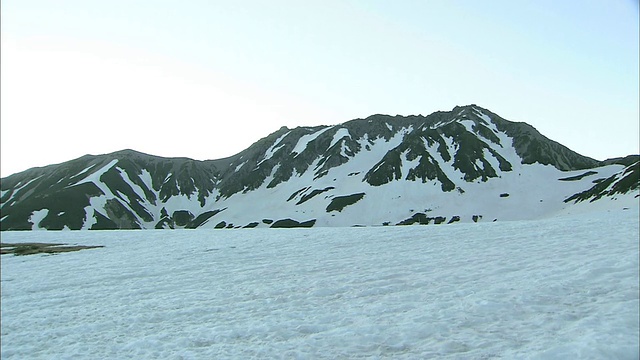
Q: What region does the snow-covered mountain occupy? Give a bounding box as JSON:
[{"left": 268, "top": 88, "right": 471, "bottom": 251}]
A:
[{"left": 1, "top": 105, "right": 638, "bottom": 230}]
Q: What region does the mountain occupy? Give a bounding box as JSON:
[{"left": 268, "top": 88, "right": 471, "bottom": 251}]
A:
[{"left": 1, "top": 105, "right": 638, "bottom": 230}]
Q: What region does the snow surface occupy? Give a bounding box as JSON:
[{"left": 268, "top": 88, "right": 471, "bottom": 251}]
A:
[{"left": 2, "top": 208, "right": 638, "bottom": 359}]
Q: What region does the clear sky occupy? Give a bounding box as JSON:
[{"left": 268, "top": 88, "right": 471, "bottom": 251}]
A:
[{"left": 1, "top": 0, "right": 638, "bottom": 177}]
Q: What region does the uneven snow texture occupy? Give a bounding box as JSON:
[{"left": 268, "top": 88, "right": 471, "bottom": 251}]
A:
[{"left": 1, "top": 208, "right": 639, "bottom": 359}]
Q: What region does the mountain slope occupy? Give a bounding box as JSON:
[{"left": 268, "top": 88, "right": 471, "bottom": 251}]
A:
[
  {"left": 563, "top": 156, "right": 640, "bottom": 203},
  {"left": 1, "top": 105, "right": 637, "bottom": 230}
]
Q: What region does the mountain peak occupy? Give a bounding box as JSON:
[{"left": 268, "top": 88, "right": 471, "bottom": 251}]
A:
[{"left": 111, "top": 149, "right": 153, "bottom": 158}]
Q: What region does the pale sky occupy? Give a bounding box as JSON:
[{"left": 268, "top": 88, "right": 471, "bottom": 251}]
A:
[{"left": 1, "top": 0, "right": 638, "bottom": 177}]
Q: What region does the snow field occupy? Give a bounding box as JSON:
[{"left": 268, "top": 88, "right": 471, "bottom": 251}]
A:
[{"left": 1, "top": 208, "right": 638, "bottom": 359}]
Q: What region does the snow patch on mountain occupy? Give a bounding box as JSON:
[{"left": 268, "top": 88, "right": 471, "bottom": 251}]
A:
[
  {"left": 161, "top": 193, "right": 203, "bottom": 217},
  {"left": 425, "top": 136, "right": 463, "bottom": 182},
  {"left": 400, "top": 149, "right": 420, "bottom": 175},
  {"left": 75, "top": 159, "right": 119, "bottom": 192},
  {"left": 261, "top": 164, "right": 281, "bottom": 190},
  {"left": 82, "top": 196, "right": 109, "bottom": 230},
  {"left": 258, "top": 131, "right": 291, "bottom": 166},
  {"left": 459, "top": 119, "right": 476, "bottom": 134},
  {"left": 162, "top": 173, "right": 172, "bottom": 184},
  {"left": 2, "top": 176, "right": 42, "bottom": 206},
  {"left": 74, "top": 163, "right": 97, "bottom": 178},
  {"left": 234, "top": 162, "right": 246, "bottom": 173},
  {"left": 329, "top": 128, "right": 351, "bottom": 148},
  {"left": 116, "top": 168, "right": 149, "bottom": 203},
  {"left": 473, "top": 108, "right": 492, "bottom": 123},
  {"left": 29, "top": 209, "right": 49, "bottom": 230},
  {"left": 138, "top": 169, "right": 154, "bottom": 193},
  {"left": 292, "top": 126, "right": 333, "bottom": 156}
]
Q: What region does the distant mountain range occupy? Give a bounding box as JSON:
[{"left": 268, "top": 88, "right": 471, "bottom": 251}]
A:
[{"left": 1, "top": 105, "right": 638, "bottom": 230}]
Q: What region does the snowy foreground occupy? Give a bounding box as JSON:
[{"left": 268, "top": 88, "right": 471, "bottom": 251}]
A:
[{"left": 2, "top": 209, "right": 639, "bottom": 359}]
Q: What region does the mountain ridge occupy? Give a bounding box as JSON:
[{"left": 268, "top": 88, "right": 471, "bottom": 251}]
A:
[{"left": 2, "top": 104, "right": 638, "bottom": 230}]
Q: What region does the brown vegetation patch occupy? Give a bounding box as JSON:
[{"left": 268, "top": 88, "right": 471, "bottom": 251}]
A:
[{"left": 0, "top": 242, "right": 104, "bottom": 256}]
